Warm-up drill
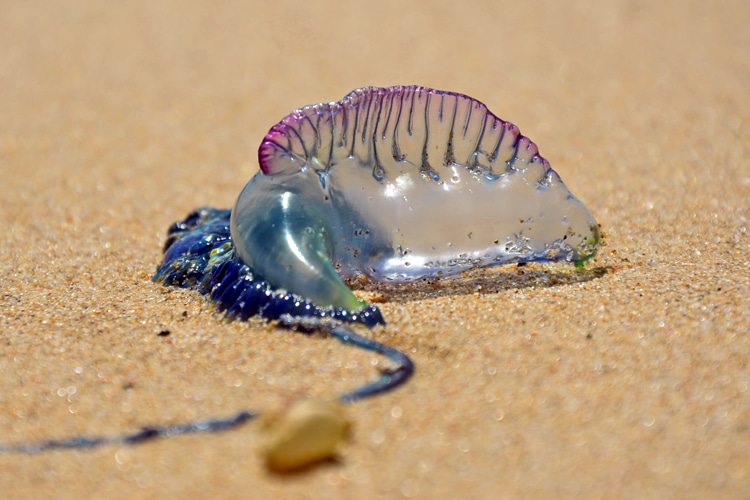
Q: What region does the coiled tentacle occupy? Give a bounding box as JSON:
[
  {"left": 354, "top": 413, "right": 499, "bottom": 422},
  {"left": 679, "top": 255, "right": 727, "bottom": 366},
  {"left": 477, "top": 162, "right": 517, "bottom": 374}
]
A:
[{"left": 0, "top": 322, "right": 413, "bottom": 455}]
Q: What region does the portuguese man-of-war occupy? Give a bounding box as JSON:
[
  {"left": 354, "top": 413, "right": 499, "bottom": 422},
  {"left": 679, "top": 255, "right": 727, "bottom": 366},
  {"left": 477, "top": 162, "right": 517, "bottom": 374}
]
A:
[{"left": 0, "top": 86, "right": 601, "bottom": 456}]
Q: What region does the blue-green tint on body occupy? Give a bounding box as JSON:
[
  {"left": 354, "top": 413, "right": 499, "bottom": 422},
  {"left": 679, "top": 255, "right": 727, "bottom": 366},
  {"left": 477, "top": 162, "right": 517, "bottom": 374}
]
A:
[{"left": 153, "top": 207, "right": 383, "bottom": 327}]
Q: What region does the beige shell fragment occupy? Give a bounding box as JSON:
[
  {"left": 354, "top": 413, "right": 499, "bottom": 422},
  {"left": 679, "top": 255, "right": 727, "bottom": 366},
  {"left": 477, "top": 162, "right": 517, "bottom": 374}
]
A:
[{"left": 259, "top": 400, "right": 351, "bottom": 472}]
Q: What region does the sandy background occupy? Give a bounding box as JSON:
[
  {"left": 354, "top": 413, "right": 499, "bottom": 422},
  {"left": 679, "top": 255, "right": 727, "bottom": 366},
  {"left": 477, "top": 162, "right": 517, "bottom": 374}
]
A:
[{"left": 1, "top": 0, "right": 749, "bottom": 498}]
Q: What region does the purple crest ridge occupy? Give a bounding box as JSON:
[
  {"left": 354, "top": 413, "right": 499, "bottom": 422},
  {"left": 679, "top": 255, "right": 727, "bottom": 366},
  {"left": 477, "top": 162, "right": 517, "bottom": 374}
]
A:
[{"left": 257, "top": 85, "right": 548, "bottom": 177}]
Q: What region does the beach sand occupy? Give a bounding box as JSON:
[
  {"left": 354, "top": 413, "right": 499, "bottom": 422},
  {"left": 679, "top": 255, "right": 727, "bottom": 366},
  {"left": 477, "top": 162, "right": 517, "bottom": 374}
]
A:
[{"left": 1, "top": 1, "right": 748, "bottom": 498}]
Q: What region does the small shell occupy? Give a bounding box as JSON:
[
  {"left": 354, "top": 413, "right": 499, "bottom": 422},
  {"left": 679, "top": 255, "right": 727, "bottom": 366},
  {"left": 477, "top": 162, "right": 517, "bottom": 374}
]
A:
[{"left": 259, "top": 400, "right": 351, "bottom": 472}]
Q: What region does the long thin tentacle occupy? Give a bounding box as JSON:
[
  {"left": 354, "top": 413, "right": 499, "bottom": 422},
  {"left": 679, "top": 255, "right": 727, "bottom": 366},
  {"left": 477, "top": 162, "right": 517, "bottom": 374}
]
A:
[
  {"left": 0, "top": 322, "right": 413, "bottom": 455},
  {"left": 0, "top": 411, "right": 257, "bottom": 454},
  {"left": 328, "top": 325, "right": 414, "bottom": 403}
]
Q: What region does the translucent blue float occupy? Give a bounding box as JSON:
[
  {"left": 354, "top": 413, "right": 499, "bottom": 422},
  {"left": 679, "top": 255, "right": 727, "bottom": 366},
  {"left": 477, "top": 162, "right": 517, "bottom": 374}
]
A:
[{"left": 156, "top": 86, "right": 601, "bottom": 325}]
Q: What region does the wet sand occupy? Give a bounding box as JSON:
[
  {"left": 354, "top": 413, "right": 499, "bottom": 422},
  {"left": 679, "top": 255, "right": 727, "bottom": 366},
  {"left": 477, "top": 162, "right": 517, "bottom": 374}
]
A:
[{"left": 1, "top": 1, "right": 749, "bottom": 498}]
